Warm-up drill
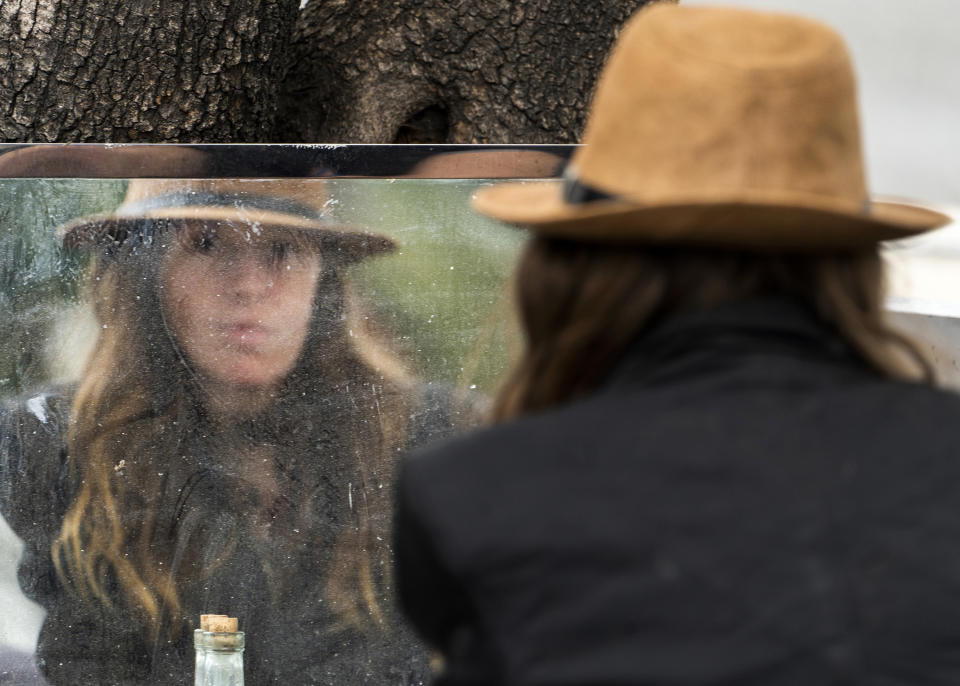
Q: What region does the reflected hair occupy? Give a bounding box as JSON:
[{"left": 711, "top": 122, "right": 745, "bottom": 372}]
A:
[
  {"left": 52, "top": 222, "right": 411, "bottom": 638},
  {"left": 494, "top": 237, "right": 934, "bottom": 420}
]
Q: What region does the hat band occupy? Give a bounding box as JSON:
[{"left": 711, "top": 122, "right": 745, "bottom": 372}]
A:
[
  {"left": 117, "top": 192, "right": 329, "bottom": 222},
  {"left": 562, "top": 168, "right": 875, "bottom": 214},
  {"left": 562, "top": 168, "right": 614, "bottom": 205}
]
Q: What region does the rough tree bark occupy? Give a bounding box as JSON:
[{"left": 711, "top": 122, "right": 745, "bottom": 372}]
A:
[
  {"left": 0, "top": 0, "right": 664, "bottom": 143},
  {"left": 0, "top": 0, "right": 299, "bottom": 142},
  {"left": 278, "top": 0, "right": 659, "bottom": 143}
]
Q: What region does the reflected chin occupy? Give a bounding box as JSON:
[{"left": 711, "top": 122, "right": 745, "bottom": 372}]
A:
[{"left": 197, "top": 353, "right": 295, "bottom": 391}]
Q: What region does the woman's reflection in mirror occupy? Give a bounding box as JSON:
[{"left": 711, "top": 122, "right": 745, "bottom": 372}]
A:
[{"left": 0, "top": 179, "right": 475, "bottom": 685}]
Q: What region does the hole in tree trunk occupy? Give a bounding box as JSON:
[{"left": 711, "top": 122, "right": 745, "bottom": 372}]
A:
[{"left": 393, "top": 105, "right": 449, "bottom": 144}]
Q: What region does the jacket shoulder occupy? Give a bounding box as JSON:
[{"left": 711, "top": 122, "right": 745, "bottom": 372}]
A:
[
  {"left": 399, "top": 397, "right": 595, "bottom": 507},
  {"left": 400, "top": 378, "right": 960, "bottom": 510},
  {"left": 0, "top": 386, "right": 74, "bottom": 538}
]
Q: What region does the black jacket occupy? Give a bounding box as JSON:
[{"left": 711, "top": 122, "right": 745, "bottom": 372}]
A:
[{"left": 395, "top": 298, "right": 960, "bottom": 686}]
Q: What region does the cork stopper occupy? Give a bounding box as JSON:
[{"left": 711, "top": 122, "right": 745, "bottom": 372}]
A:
[
  {"left": 200, "top": 615, "right": 238, "bottom": 632},
  {"left": 195, "top": 614, "right": 243, "bottom": 652}
]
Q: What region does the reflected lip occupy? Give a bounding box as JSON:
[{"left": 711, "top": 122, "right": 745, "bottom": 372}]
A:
[{"left": 221, "top": 321, "right": 271, "bottom": 346}]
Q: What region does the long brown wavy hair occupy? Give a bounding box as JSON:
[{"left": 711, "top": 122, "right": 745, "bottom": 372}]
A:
[
  {"left": 494, "top": 237, "right": 934, "bottom": 421},
  {"left": 51, "top": 221, "right": 413, "bottom": 639}
]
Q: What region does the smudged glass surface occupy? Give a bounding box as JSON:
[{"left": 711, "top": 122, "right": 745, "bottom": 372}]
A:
[{"left": 0, "top": 177, "right": 536, "bottom": 685}]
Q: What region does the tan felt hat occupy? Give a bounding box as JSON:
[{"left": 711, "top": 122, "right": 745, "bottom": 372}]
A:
[
  {"left": 60, "top": 178, "right": 395, "bottom": 263},
  {"left": 473, "top": 5, "right": 951, "bottom": 249}
]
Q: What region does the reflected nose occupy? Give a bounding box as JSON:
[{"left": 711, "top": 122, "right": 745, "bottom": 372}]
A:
[{"left": 226, "top": 253, "right": 273, "bottom": 301}]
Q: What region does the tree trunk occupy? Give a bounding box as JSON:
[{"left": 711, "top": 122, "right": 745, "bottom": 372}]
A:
[
  {"left": 278, "top": 0, "right": 661, "bottom": 143},
  {"left": 0, "top": 0, "right": 664, "bottom": 143},
  {"left": 0, "top": 0, "right": 299, "bottom": 142}
]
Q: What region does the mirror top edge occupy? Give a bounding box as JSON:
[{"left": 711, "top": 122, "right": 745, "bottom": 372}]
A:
[{"left": 0, "top": 143, "right": 578, "bottom": 179}]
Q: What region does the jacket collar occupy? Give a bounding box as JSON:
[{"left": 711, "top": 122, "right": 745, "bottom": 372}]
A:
[{"left": 607, "top": 296, "right": 874, "bottom": 390}]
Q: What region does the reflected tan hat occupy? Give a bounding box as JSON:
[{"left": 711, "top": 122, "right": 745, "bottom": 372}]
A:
[
  {"left": 60, "top": 178, "right": 395, "bottom": 263},
  {"left": 473, "top": 5, "right": 951, "bottom": 249}
]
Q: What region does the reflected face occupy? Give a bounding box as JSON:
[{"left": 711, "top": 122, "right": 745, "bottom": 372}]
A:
[{"left": 160, "top": 221, "right": 322, "bottom": 391}]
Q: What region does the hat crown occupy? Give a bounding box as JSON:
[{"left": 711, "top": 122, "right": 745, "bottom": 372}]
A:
[
  {"left": 576, "top": 5, "right": 867, "bottom": 210},
  {"left": 651, "top": 6, "right": 840, "bottom": 73},
  {"left": 60, "top": 177, "right": 396, "bottom": 261},
  {"left": 118, "top": 178, "right": 332, "bottom": 218}
]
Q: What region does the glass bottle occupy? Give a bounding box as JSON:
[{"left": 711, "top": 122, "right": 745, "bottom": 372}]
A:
[{"left": 194, "top": 615, "right": 244, "bottom": 686}]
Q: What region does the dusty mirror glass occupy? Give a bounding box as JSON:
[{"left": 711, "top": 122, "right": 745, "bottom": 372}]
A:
[{"left": 0, "top": 174, "right": 535, "bottom": 685}]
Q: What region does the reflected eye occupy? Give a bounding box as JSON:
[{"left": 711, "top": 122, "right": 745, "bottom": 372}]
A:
[
  {"left": 194, "top": 229, "right": 217, "bottom": 254},
  {"left": 270, "top": 241, "right": 294, "bottom": 264}
]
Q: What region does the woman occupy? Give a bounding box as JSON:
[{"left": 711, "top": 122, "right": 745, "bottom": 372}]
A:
[
  {"left": 394, "top": 6, "right": 960, "bottom": 685},
  {"left": 0, "top": 178, "right": 471, "bottom": 684}
]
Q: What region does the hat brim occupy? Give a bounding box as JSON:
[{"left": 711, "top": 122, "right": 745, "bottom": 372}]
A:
[
  {"left": 59, "top": 205, "right": 395, "bottom": 263},
  {"left": 472, "top": 181, "right": 952, "bottom": 250}
]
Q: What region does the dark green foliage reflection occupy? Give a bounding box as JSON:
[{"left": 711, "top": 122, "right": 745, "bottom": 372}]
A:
[
  {"left": 340, "top": 180, "right": 527, "bottom": 393},
  {"left": 0, "top": 180, "right": 126, "bottom": 398}
]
